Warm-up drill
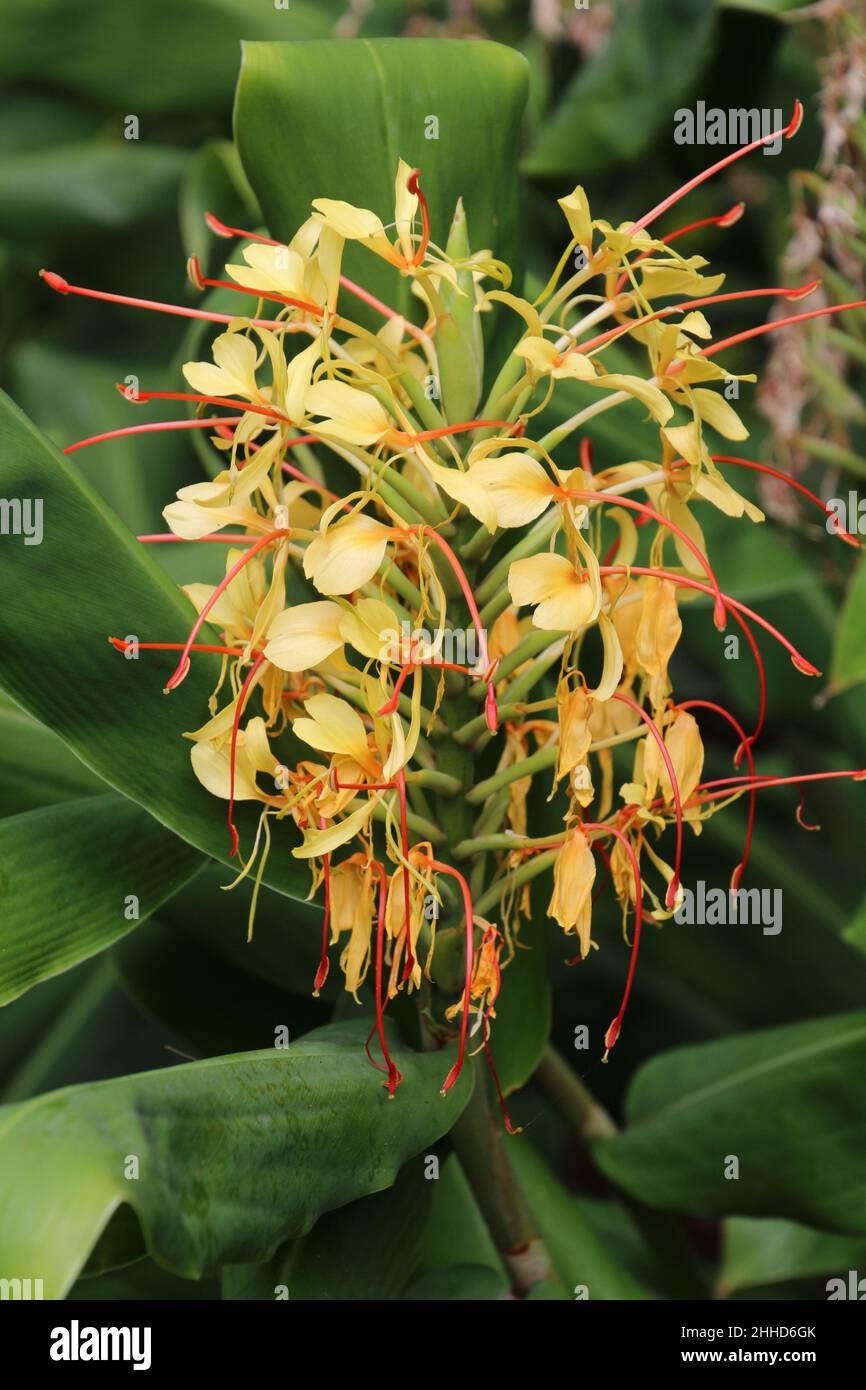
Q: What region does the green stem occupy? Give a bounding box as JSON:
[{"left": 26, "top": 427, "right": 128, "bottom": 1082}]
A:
[
  {"left": 449, "top": 1056, "right": 562, "bottom": 1297},
  {"left": 466, "top": 745, "right": 558, "bottom": 804},
  {"left": 474, "top": 513, "right": 560, "bottom": 607}
]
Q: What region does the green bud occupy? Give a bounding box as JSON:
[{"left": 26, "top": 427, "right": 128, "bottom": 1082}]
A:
[{"left": 436, "top": 198, "right": 484, "bottom": 425}]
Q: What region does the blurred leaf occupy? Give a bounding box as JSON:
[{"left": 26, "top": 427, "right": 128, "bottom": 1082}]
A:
[
  {"left": 523, "top": 0, "right": 716, "bottom": 179},
  {"left": 0, "top": 389, "right": 310, "bottom": 900},
  {"left": 0, "top": 703, "right": 104, "bottom": 815},
  {"left": 0, "top": 0, "right": 339, "bottom": 113},
  {"left": 0, "top": 144, "right": 186, "bottom": 242},
  {"left": 718, "top": 0, "right": 804, "bottom": 13},
  {"left": 509, "top": 1141, "right": 657, "bottom": 1299},
  {"left": 10, "top": 343, "right": 193, "bottom": 532},
  {"left": 113, "top": 916, "right": 325, "bottom": 1057},
  {"left": 409, "top": 1151, "right": 508, "bottom": 1297},
  {"left": 830, "top": 555, "right": 866, "bottom": 698},
  {"left": 235, "top": 38, "right": 529, "bottom": 330},
  {"left": 159, "top": 864, "right": 333, "bottom": 1000},
  {"left": 179, "top": 138, "right": 260, "bottom": 272},
  {"left": 0, "top": 793, "right": 202, "bottom": 1005},
  {"left": 720, "top": 1216, "right": 866, "bottom": 1296},
  {"left": 0, "top": 1018, "right": 473, "bottom": 1297},
  {"left": 595, "top": 1012, "right": 866, "bottom": 1235}
]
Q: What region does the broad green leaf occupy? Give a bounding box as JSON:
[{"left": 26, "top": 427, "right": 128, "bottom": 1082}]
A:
[
  {"left": 594, "top": 1012, "right": 866, "bottom": 1235},
  {"left": 223, "top": 1159, "right": 431, "bottom": 1300},
  {"left": 0, "top": 703, "right": 104, "bottom": 816},
  {"left": 0, "top": 388, "right": 309, "bottom": 900},
  {"left": 0, "top": 0, "right": 339, "bottom": 113},
  {"left": 234, "top": 39, "right": 529, "bottom": 327},
  {"left": 0, "top": 1019, "right": 473, "bottom": 1297},
  {"left": 523, "top": 0, "right": 716, "bottom": 179},
  {"left": 0, "top": 793, "right": 202, "bottom": 1005},
  {"left": 410, "top": 1151, "right": 508, "bottom": 1297},
  {"left": 720, "top": 1216, "right": 866, "bottom": 1296},
  {"left": 829, "top": 556, "right": 866, "bottom": 698}
]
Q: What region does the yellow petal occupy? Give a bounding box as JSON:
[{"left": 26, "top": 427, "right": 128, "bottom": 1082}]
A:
[
  {"left": 304, "top": 379, "right": 391, "bottom": 446},
  {"left": 264, "top": 601, "right": 345, "bottom": 671},
  {"left": 469, "top": 454, "right": 555, "bottom": 528},
  {"left": 558, "top": 186, "right": 592, "bottom": 249},
  {"left": 293, "top": 692, "right": 370, "bottom": 763},
  {"left": 303, "top": 513, "right": 391, "bottom": 595}
]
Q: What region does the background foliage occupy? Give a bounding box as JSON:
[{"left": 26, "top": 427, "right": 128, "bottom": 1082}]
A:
[{"left": 0, "top": 0, "right": 864, "bottom": 1301}]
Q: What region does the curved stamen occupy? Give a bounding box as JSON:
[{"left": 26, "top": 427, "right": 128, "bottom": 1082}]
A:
[
  {"left": 164, "top": 528, "right": 289, "bottom": 692},
  {"left": 600, "top": 564, "right": 819, "bottom": 675},
  {"left": 629, "top": 100, "right": 803, "bottom": 234},
  {"left": 367, "top": 860, "right": 403, "bottom": 1097},
  {"left": 39, "top": 269, "right": 280, "bottom": 329},
  {"left": 612, "top": 202, "right": 745, "bottom": 295},
  {"left": 228, "top": 652, "right": 267, "bottom": 857},
  {"left": 314, "top": 828, "right": 332, "bottom": 996},
  {"left": 677, "top": 699, "right": 756, "bottom": 890},
  {"left": 428, "top": 859, "right": 478, "bottom": 1095},
  {"left": 566, "top": 486, "right": 728, "bottom": 629},
  {"left": 406, "top": 168, "right": 431, "bottom": 268},
  {"left": 612, "top": 692, "right": 683, "bottom": 909}
]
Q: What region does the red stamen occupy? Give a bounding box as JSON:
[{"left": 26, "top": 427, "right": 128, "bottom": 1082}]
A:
[
  {"left": 396, "top": 770, "right": 416, "bottom": 980},
  {"left": 228, "top": 652, "right": 267, "bottom": 857},
  {"left": 187, "top": 254, "right": 323, "bottom": 317},
  {"left": 164, "top": 528, "right": 289, "bottom": 692},
  {"left": 693, "top": 297, "right": 866, "bottom": 362},
  {"left": 314, "top": 821, "right": 331, "bottom": 995},
  {"left": 566, "top": 486, "right": 727, "bottom": 628},
  {"left": 482, "top": 1011, "right": 522, "bottom": 1135},
  {"left": 137, "top": 533, "right": 262, "bottom": 544},
  {"left": 612, "top": 692, "right": 683, "bottom": 909},
  {"left": 39, "top": 269, "right": 280, "bottom": 329},
  {"left": 586, "top": 824, "right": 644, "bottom": 1058},
  {"left": 574, "top": 282, "right": 818, "bottom": 357},
  {"left": 600, "top": 565, "right": 819, "bottom": 675},
  {"left": 65, "top": 416, "right": 244, "bottom": 454},
  {"left": 397, "top": 418, "right": 516, "bottom": 445},
  {"left": 118, "top": 386, "right": 291, "bottom": 426},
  {"left": 407, "top": 526, "right": 498, "bottom": 730},
  {"left": 612, "top": 202, "right": 745, "bottom": 295},
  {"left": 368, "top": 860, "right": 403, "bottom": 1097},
  {"left": 204, "top": 211, "right": 428, "bottom": 342},
  {"left": 109, "top": 637, "right": 246, "bottom": 657},
  {"left": 629, "top": 101, "right": 802, "bottom": 234},
  {"left": 406, "top": 168, "right": 431, "bottom": 268},
  {"left": 677, "top": 699, "right": 755, "bottom": 890},
  {"left": 673, "top": 455, "right": 861, "bottom": 548},
  {"left": 428, "top": 859, "right": 477, "bottom": 1095}
]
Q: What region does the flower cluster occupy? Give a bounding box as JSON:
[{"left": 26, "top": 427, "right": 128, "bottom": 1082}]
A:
[{"left": 46, "top": 106, "right": 866, "bottom": 1120}]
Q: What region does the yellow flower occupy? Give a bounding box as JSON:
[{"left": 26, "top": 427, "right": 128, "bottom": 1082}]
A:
[
  {"left": 313, "top": 159, "right": 421, "bottom": 270},
  {"left": 548, "top": 832, "right": 596, "bottom": 958},
  {"left": 635, "top": 577, "right": 682, "bottom": 709},
  {"left": 292, "top": 693, "right": 378, "bottom": 775},
  {"left": 303, "top": 510, "right": 392, "bottom": 596},
  {"left": 509, "top": 552, "right": 601, "bottom": 632}
]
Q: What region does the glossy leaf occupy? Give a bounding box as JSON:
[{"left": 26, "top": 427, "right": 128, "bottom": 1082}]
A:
[
  {"left": 0, "top": 793, "right": 202, "bottom": 1005},
  {"left": 0, "top": 1019, "right": 473, "bottom": 1297},
  {"left": 235, "top": 38, "right": 529, "bottom": 325},
  {"left": 595, "top": 1012, "right": 866, "bottom": 1235},
  {"left": 0, "top": 388, "right": 308, "bottom": 899}
]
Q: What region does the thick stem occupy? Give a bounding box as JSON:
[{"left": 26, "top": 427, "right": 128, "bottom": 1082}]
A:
[{"left": 449, "top": 1056, "right": 562, "bottom": 1297}]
